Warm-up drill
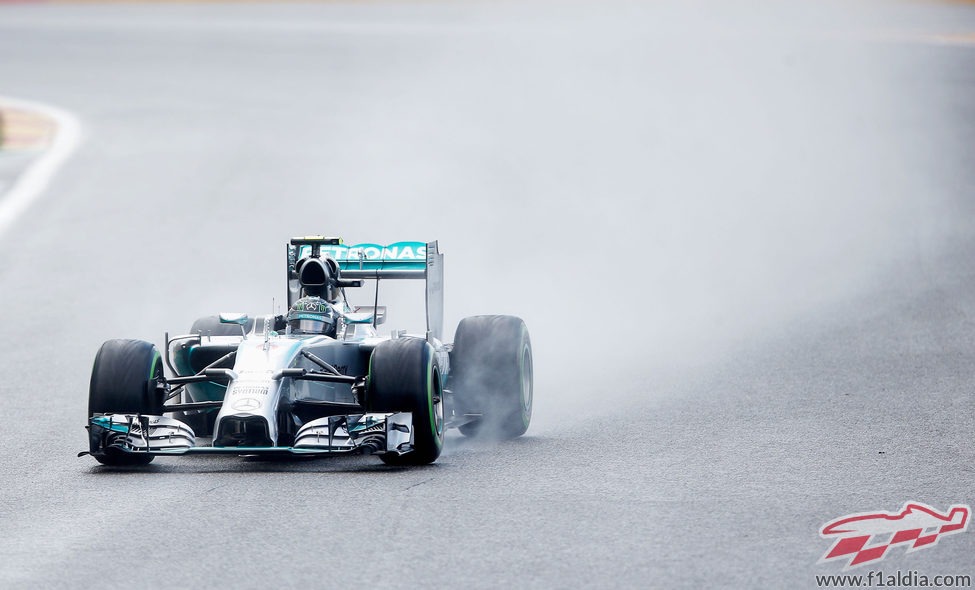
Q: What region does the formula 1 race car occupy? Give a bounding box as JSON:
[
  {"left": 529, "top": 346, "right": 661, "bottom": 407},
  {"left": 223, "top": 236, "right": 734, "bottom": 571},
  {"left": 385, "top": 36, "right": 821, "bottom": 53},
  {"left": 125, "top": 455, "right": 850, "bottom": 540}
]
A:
[{"left": 82, "top": 237, "right": 532, "bottom": 466}]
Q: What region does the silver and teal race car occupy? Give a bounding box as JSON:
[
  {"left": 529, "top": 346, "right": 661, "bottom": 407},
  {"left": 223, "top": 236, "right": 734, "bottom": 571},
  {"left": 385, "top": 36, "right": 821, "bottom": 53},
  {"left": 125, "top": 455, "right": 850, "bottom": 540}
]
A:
[{"left": 82, "top": 236, "right": 533, "bottom": 466}]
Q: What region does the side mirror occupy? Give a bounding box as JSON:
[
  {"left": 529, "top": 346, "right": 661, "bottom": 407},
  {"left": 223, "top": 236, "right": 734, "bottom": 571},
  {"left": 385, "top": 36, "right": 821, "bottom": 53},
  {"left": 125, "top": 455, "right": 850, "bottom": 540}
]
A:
[
  {"left": 352, "top": 306, "right": 387, "bottom": 326},
  {"left": 219, "top": 312, "right": 249, "bottom": 325}
]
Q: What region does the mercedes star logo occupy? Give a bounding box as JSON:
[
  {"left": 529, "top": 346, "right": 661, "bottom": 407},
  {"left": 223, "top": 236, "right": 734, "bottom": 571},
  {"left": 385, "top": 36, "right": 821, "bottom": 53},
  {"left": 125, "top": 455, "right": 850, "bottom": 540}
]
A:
[{"left": 232, "top": 397, "right": 261, "bottom": 412}]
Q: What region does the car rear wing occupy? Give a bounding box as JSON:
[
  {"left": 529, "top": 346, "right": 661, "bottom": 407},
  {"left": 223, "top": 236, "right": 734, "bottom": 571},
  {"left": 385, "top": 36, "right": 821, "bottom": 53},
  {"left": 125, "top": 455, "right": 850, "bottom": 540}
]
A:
[{"left": 286, "top": 239, "right": 444, "bottom": 340}]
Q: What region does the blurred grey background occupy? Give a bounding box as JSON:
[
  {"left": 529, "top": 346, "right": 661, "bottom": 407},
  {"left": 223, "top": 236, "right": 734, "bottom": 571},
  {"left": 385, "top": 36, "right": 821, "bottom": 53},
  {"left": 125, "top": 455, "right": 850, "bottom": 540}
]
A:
[{"left": 0, "top": 0, "right": 973, "bottom": 587}]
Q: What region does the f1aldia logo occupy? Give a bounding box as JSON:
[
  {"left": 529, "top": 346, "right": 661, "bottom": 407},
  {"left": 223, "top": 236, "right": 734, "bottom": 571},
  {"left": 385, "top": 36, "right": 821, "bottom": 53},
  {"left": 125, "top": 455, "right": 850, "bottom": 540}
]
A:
[{"left": 818, "top": 501, "right": 970, "bottom": 570}]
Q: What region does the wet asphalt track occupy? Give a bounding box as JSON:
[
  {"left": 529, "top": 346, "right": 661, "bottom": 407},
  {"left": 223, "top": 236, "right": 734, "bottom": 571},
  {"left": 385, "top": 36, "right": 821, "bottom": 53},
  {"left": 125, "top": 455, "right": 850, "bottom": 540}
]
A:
[{"left": 0, "top": 1, "right": 974, "bottom": 587}]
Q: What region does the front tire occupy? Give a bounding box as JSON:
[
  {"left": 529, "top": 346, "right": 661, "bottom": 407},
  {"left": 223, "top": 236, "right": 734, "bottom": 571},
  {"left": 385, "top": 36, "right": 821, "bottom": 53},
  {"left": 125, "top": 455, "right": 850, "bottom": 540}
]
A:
[
  {"left": 450, "top": 315, "right": 533, "bottom": 439},
  {"left": 88, "top": 339, "right": 164, "bottom": 465},
  {"left": 367, "top": 338, "right": 444, "bottom": 465}
]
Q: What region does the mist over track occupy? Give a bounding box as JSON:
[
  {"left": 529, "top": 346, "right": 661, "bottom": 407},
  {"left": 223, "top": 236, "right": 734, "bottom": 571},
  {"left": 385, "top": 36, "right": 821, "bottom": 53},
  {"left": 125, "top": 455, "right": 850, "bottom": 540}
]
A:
[{"left": 0, "top": 1, "right": 973, "bottom": 587}]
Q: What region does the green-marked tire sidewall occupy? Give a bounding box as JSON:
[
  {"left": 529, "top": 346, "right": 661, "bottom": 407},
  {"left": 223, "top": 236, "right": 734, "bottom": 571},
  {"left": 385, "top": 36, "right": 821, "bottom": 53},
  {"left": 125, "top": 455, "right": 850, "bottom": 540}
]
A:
[
  {"left": 368, "top": 338, "right": 443, "bottom": 464},
  {"left": 87, "top": 339, "right": 163, "bottom": 465},
  {"left": 427, "top": 350, "right": 444, "bottom": 449}
]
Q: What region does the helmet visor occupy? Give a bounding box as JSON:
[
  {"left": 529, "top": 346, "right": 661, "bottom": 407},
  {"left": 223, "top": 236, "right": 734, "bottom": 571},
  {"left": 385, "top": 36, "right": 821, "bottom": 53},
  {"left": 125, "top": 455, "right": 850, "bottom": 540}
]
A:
[{"left": 289, "top": 314, "right": 333, "bottom": 334}]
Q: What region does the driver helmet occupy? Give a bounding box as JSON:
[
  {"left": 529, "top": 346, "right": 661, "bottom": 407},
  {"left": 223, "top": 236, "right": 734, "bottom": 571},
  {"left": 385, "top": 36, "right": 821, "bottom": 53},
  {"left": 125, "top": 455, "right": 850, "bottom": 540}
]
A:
[{"left": 287, "top": 296, "right": 336, "bottom": 336}]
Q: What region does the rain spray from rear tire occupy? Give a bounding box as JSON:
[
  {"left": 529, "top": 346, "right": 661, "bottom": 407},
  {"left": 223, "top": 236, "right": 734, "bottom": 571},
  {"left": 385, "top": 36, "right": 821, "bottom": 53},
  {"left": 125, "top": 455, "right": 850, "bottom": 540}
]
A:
[{"left": 450, "top": 315, "right": 533, "bottom": 439}]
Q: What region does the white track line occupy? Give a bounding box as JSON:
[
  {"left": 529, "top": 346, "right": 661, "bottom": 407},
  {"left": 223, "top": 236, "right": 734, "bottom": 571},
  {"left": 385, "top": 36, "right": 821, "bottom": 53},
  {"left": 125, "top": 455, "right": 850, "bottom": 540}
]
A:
[{"left": 0, "top": 96, "right": 82, "bottom": 238}]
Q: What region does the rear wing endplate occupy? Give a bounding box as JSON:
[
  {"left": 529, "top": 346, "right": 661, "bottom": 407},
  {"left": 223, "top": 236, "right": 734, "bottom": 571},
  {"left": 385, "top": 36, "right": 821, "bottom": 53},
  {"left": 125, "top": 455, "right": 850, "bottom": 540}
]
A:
[{"left": 286, "top": 240, "right": 443, "bottom": 340}]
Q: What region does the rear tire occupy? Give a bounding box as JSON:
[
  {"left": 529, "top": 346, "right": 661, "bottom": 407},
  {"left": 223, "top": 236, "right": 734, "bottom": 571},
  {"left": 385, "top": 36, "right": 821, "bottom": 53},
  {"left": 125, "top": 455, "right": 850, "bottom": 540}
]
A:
[
  {"left": 88, "top": 339, "right": 164, "bottom": 466},
  {"left": 450, "top": 315, "right": 533, "bottom": 439},
  {"left": 368, "top": 338, "right": 444, "bottom": 465}
]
